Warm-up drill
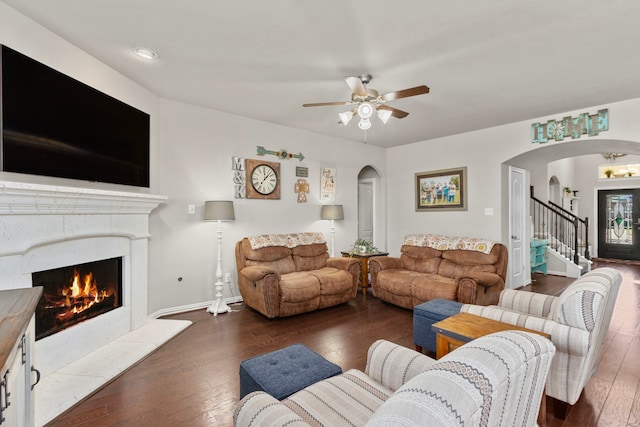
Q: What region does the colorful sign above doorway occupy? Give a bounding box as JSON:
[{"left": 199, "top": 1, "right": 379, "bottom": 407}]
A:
[{"left": 531, "top": 109, "right": 608, "bottom": 143}]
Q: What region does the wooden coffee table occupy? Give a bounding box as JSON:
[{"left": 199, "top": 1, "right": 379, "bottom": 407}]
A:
[{"left": 432, "top": 312, "right": 550, "bottom": 426}]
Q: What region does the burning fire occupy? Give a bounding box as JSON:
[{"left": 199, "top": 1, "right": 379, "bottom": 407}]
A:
[{"left": 56, "top": 268, "right": 110, "bottom": 319}]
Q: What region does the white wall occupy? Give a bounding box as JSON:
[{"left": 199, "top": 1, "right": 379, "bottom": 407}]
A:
[
  {"left": 0, "top": 3, "right": 387, "bottom": 315},
  {"left": 387, "top": 99, "right": 640, "bottom": 259},
  {"left": 386, "top": 123, "right": 530, "bottom": 256},
  {"left": 9, "top": 1, "right": 640, "bottom": 312},
  {"left": 149, "top": 99, "right": 386, "bottom": 313},
  {"left": 547, "top": 158, "right": 575, "bottom": 202}
]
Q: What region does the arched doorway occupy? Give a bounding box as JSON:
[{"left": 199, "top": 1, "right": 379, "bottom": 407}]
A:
[
  {"left": 504, "top": 139, "right": 640, "bottom": 278},
  {"left": 358, "top": 166, "right": 383, "bottom": 250}
]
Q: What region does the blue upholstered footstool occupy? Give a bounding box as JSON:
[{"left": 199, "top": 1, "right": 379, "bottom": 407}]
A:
[
  {"left": 414, "top": 299, "right": 463, "bottom": 354},
  {"left": 239, "top": 344, "right": 342, "bottom": 400}
]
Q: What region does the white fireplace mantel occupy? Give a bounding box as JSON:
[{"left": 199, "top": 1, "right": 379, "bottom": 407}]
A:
[
  {"left": 0, "top": 180, "right": 167, "bottom": 215},
  {"left": 0, "top": 180, "right": 177, "bottom": 425},
  {"left": 0, "top": 179, "right": 167, "bottom": 393}
]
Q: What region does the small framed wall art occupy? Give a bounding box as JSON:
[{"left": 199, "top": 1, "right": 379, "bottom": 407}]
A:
[
  {"left": 296, "top": 166, "right": 309, "bottom": 177},
  {"left": 320, "top": 167, "right": 336, "bottom": 202},
  {"left": 415, "top": 166, "right": 467, "bottom": 211}
]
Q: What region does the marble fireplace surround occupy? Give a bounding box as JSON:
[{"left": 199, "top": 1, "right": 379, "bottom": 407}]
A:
[{"left": 0, "top": 181, "right": 191, "bottom": 424}]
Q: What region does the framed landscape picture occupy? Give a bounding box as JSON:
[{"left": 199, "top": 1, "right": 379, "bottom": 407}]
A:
[{"left": 415, "top": 167, "right": 467, "bottom": 211}]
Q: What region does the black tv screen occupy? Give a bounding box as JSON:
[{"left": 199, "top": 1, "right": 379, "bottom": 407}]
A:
[{"left": 0, "top": 45, "right": 150, "bottom": 187}]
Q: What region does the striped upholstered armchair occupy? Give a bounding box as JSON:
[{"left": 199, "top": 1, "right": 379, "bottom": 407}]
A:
[
  {"left": 461, "top": 267, "right": 622, "bottom": 416},
  {"left": 234, "top": 331, "right": 555, "bottom": 427}
]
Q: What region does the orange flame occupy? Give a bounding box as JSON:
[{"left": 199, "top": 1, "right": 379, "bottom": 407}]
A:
[{"left": 56, "top": 268, "right": 111, "bottom": 319}]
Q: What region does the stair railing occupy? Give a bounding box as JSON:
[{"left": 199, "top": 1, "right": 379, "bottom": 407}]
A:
[
  {"left": 549, "top": 201, "right": 590, "bottom": 260},
  {"left": 530, "top": 196, "right": 589, "bottom": 265}
]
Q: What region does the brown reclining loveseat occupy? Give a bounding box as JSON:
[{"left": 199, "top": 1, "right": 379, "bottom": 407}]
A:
[{"left": 369, "top": 234, "right": 508, "bottom": 308}]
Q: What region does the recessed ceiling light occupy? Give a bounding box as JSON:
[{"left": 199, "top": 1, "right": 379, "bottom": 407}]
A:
[{"left": 133, "top": 47, "right": 158, "bottom": 60}]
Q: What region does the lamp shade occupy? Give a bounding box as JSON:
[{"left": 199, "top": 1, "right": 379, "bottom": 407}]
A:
[
  {"left": 321, "top": 204, "right": 344, "bottom": 221},
  {"left": 204, "top": 200, "right": 235, "bottom": 221},
  {"left": 377, "top": 108, "right": 392, "bottom": 124},
  {"left": 338, "top": 111, "right": 354, "bottom": 126}
]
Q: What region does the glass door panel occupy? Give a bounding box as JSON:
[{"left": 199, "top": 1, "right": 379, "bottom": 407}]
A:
[{"left": 598, "top": 189, "right": 640, "bottom": 260}]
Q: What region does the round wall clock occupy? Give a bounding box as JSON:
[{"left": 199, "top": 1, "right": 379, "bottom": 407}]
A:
[{"left": 245, "top": 159, "right": 281, "bottom": 199}]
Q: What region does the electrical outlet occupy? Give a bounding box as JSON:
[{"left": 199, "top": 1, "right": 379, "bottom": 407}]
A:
[
  {"left": 484, "top": 208, "right": 494, "bottom": 216},
  {"left": 224, "top": 272, "right": 231, "bottom": 282},
  {"left": 188, "top": 204, "right": 196, "bottom": 214}
]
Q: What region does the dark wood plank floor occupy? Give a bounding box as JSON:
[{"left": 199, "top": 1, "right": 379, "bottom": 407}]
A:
[{"left": 47, "top": 260, "right": 640, "bottom": 426}]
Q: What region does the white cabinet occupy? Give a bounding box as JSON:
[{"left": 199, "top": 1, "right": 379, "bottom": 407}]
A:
[{"left": 0, "top": 289, "right": 41, "bottom": 427}]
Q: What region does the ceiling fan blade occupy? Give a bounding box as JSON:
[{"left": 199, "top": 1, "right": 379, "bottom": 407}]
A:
[
  {"left": 380, "top": 85, "right": 430, "bottom": 102},
  {"left": 377, "top": 104, "right": 409, "bottom": 119},
  {"left": 344, "top": 76, "right": 367, "bottom": 97},
  {"left": 302, "top": 101, "right": 351, "bottom": 107}
]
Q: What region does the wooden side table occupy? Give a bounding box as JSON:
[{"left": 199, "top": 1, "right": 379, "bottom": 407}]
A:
[
  {"left": 432, "top": 312, "right": 551, "bottom": 426},
  {"left": 341, "top": 251, "right": 388, "bottom": 295}
]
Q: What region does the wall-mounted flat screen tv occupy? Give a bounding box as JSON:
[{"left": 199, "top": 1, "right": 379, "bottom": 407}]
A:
[{"left": 0, "top": 45, "right": 150, "bottom": 188}]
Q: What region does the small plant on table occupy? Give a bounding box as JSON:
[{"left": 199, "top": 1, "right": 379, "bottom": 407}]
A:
[{"left": 348, "top": 239, "right": 379, "bottom": 256}]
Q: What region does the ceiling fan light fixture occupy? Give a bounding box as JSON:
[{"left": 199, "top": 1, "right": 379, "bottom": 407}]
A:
[
  {"left": 358, "top": 118, "right": 371, "bottom": 130},
  {"left": 377, "top": 108, "right": 392, "bottom": 124},
  {"left": 357, "top": 102, "right": 373, "bottom": 119},
  {"left": 338, "top": 111, "right": 354, "bottom": 125}
]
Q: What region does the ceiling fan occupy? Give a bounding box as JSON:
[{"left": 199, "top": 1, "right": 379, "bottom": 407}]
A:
[{"left": 302, "top": 74, "right": 429, "bottom": 130}]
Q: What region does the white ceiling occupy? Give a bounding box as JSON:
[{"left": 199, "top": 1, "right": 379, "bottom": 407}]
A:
[{"left": 4, "top": 0, "right": 640, "bottom": 148}]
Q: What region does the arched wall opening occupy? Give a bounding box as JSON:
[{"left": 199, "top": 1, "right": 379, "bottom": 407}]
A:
[
  {"left": 502, "top": 138, "right": 640, "bottom": 277},
  {"left": 357, "top": 165, "right": 385, "bottom": 251}
]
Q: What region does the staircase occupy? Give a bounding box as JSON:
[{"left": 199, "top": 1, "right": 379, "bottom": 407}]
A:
[{"left": 530, "top": 194, "right": 592, "bottom": 278}]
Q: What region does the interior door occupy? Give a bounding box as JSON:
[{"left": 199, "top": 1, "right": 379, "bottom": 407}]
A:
[
  {"left": 509, "top": 166, "right": 527, "bottom": 288},
  {"left": 358, "top": 180, "right": 374, "bottom": 243},
  {"left": 598, "top": 189, "right": 640, "bottom": 260}
]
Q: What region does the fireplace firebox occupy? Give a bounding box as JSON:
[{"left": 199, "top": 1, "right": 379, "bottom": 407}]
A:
[{"left": 32, "top": 257, "right": 123, "bottom": 340}]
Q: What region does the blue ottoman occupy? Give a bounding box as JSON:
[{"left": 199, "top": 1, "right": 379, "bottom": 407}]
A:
[
  {"left": 414, "top": 299, "right": 463, "bottom": 354},
  {"left": 239, "top": 344, "right": 342, "bottom": 400}
]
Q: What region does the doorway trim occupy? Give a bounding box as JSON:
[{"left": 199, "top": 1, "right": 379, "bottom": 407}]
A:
[
  {"left": 357, "top": 165, "right": 385, "bottom": 252},
  {"left": 508, "top": 166, "right": 528, "bottom": 289}
]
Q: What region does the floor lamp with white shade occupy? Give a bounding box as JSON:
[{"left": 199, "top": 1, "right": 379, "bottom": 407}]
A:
[
  {"left": 321, "top": 204, "right": 344, "bottom": 257},
  {"left": 204, "top": 200, "right": 235, "bottom": 316}
]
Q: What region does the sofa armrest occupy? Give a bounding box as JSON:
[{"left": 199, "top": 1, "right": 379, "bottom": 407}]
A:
[
  {"left": 498, "top": 288, "right": 557, "bottom": 318},
  {"left": 369, "top": 257, "right": 403, "bottom": 290},
  {"left": 456, "top": 273, "right": 504, "bottom": 305},
  {"left": 327, "top": 257, "right": 361, "bottom": 294},
  {"left": 364, "top": 339, "right": 437, "bottom": 392},
  {"left": 461, "top": 304, "right": 589, "bottom": 355},
  {"left": 467, "top": 272, "right": 502, "bottom": 288},
  {"left": 239, "top": 265, "right": 280, "bottom": 282},
  {"left": 326, "top": 256, "right": 360, "bottom": 271},
  {"left": 237, "top": 267, "right": 281, "bottom": 318},
  {"left": 368, "top": 256, "right": 402, "bottom": 271},
  {"left": 234, "top": 391, "right": 311, "bottom": 427}
]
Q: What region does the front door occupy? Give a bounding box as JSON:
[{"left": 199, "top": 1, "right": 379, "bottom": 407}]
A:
[{"left": 598, "top": 189, "right": 640, "bottom": 260}]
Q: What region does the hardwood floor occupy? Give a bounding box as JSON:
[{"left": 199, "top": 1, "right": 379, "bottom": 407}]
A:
[{"left": 47, "top": 260, "right": 640, "bottom": 426}]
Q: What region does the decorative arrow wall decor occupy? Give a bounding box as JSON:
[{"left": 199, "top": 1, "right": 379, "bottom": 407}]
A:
[{"left": 257, "top": 146, "right": 304, "bottom": 161}]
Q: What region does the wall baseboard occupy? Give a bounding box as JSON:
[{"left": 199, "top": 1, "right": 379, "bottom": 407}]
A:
[{"left": 149, "top": 296, "right": 244, "bottom": 319}]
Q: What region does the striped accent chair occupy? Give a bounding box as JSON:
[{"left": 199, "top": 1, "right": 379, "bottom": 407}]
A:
[
  {"left": 461, "top": 267, "right": 622, "bottom": 414},
  {"left": 234, "top": 331, "right": 555, "bottom": 427}
]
